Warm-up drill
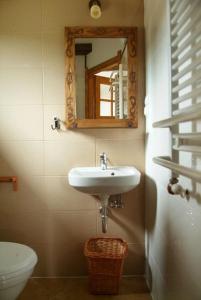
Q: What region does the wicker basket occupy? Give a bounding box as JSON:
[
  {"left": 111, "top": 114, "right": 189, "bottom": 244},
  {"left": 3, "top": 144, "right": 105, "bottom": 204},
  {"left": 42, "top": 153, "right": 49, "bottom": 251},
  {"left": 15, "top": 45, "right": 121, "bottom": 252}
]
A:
[{"left": 84, "top": 237, "right": 128, "bottom": 295}]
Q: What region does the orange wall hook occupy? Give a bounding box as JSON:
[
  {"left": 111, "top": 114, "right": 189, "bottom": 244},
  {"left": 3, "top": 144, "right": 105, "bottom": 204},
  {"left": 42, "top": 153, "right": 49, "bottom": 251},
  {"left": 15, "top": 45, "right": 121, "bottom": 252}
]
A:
[{"left": 0, "top": 176, "right": 18, "bottom": 191}]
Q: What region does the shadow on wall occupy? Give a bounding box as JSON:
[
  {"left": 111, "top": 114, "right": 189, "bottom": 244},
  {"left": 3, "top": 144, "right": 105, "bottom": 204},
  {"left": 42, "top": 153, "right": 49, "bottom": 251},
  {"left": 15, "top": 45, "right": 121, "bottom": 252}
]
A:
[
  {"left": 108, "top": 181, "right": 145, "bottom": 243},
  {"left": 144, "top": 175, "right": 157, "bottom": 292},
  {"left": 145, "top": 173, "right": 201, "bottom": 299},
  {"left": 158, "top": 215, "right": 201, "bottom": 300},
  {"left": 145, "top": 175, "right": 157, "bottom": 233},
  {"left": 95, "top": 176, "right": 146, "bottom": 275}
]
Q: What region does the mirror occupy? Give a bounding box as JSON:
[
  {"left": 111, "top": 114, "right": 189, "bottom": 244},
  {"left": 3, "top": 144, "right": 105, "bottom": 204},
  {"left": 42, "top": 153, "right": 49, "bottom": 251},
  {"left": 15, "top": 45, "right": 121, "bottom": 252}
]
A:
[
  {"left": 65, "top": 27, "right": 138, "bottom": 128},
  {"left": 75, "top": 38, "right": 128, "bottom": 120}
]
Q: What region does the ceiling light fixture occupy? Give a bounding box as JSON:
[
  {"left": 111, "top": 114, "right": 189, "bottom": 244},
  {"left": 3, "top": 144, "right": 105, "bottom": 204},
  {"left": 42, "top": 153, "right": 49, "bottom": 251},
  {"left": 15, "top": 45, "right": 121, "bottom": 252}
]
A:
[{"left": 89, "top": 0, "right": 102, "bottom": 19}]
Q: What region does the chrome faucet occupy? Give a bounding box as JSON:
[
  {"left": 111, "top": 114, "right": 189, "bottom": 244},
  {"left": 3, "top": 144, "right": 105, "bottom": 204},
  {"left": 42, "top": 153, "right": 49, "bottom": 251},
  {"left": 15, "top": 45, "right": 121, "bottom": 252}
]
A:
[{"left": 100, "top": 152, "right": 107, "bottom": 170}]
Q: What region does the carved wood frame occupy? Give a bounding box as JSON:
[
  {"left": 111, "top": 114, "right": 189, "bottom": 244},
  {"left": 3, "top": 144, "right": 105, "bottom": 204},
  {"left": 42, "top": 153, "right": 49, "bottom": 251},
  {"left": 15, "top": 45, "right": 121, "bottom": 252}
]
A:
[{"left": 65, "top": 26, "right": 138, "bottom": 128}]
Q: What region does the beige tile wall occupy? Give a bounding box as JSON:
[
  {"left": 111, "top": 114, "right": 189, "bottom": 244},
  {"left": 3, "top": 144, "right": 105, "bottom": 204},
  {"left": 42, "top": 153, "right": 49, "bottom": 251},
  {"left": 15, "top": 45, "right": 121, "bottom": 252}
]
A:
[{"left": 0, "top": 0, "right": 145, "bottom": 276}]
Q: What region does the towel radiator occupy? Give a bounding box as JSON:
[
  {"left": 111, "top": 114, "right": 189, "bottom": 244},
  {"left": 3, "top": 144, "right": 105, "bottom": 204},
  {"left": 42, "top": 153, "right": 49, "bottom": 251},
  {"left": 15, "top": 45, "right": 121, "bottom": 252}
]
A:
[{"left": 153, "top": 0, "right": 201, "bottom": 188}]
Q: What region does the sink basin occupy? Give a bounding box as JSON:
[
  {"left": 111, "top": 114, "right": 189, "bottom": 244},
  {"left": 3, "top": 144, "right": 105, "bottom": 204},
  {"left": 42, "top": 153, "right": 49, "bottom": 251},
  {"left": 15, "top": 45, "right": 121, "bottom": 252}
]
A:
[{"left": 68, "top": 166, "right": 141, "bottom": 195}]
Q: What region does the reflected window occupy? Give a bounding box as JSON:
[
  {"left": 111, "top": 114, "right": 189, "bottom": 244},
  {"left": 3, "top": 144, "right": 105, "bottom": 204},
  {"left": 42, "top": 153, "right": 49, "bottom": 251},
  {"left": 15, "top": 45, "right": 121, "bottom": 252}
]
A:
[{"left": 96, "top": 78, "right": 115, "bottom": 118}]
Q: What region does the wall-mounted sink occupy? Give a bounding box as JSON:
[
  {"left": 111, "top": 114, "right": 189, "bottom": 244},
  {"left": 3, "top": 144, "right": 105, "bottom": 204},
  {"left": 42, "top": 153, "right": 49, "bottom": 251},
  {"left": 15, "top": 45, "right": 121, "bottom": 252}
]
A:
[
  {"left": 68, "top": 163, "right": 141, "bottom": 233},
  {"left": 68, "top": 166, "right": 141, "bottom": 196}
]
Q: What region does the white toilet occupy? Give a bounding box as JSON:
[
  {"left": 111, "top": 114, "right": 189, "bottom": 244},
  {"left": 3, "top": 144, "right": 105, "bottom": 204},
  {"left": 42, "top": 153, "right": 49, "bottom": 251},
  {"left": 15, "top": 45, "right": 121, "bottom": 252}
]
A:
[{"left": 0, "top": 242, "right": 38, "bottom": 300}]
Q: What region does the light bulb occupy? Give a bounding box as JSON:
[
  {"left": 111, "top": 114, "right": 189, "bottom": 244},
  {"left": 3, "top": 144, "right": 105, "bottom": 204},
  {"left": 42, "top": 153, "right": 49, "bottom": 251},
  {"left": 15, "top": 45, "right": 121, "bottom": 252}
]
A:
[{"left": 89, "top": 0, "right": 102, "bottom": 19}]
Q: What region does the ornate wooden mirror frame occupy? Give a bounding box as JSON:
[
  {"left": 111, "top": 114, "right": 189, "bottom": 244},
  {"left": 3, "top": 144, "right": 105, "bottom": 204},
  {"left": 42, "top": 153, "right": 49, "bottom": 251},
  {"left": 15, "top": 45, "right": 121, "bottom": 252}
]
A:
[{"left": 65, "top": 26, "right": 138, "bottom": 128}]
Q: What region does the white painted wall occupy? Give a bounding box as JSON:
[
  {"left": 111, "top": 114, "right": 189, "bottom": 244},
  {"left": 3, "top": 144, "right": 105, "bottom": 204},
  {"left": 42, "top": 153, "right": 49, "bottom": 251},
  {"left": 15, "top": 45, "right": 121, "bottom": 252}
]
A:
[{"left": 144, "top": 0, "right": 201, "bottom": 299}]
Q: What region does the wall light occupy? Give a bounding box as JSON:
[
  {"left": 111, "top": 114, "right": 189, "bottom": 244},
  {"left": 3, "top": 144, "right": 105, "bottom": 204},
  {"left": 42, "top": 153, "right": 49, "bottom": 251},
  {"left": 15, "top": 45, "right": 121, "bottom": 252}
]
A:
[{"left": 89, "top": 0, "right": 102, "bottom": 19}]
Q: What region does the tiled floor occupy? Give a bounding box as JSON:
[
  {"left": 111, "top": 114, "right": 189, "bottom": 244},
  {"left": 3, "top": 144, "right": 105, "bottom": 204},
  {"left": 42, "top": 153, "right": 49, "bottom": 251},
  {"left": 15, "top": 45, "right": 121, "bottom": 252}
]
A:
[{"left": 19, "top": 277, "right": 151, "bottom": 300}]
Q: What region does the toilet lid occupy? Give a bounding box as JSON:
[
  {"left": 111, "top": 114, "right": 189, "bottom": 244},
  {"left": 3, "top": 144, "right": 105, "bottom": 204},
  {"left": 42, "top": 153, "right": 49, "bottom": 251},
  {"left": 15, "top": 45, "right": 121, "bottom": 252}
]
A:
[{"left": 0, "top": 242, "right": 38, "bottom": 275}]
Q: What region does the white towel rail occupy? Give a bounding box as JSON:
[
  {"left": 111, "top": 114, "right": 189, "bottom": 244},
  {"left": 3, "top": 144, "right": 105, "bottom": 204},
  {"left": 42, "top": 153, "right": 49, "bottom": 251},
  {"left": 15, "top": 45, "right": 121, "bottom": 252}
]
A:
[
  {"left": 171, "top": 0, "right": 183, "bottom": 14},
  {"left": 172, "top": 56, "right": 201, "bottom": 82},
  {"left": 119, "top": 64, "right": 123, "bottom": 119},
  {"left": 152, "top": 0, "right": 201, "bottom": 186},
  {"left": 172, "top": 16, "right": 200, "bottom": 49},
  {"left": 153, "top": 157, "right": 201, "bottom": 183},
  {"left": 172, "top": 87, "right": 201, "bottom": 105},
  {"left": 173, "top": 103, "right": 201, "bottom": 116},
  {"left": 171, "top": 0, "right": 200, "bottom": 35},
  {"left": 172, "top": 41, "right": 201, "bottom": 71},
  {"left": 171, "top": 0, "right": 190, "bottom": 23},
  {"left": 153, "top": 104, "right": 201, "bottom": 128},
  {"left": 173, "top": 145, "right": 201, "bottom": 154},
  {"left": 173, "top": 133, "right": 201, "bottom": 140},
  {"left": 172, "top": 72, "right": 201, "bottom": 93}
]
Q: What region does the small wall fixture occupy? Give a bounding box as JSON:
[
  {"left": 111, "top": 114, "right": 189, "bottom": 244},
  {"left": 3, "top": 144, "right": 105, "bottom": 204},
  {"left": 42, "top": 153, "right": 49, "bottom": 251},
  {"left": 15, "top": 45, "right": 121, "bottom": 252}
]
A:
[
  {"left": 167, "top": 177, "right": 190, "bottom": 199},
  {"left": 89, "top": 0, "right": 102, "bottom": 19},
  {"left": 51, "top": 117, "right": 61, "bottom": 130},
  {"left": 0, "top": 176, "right": 18, "bottom": 191}
]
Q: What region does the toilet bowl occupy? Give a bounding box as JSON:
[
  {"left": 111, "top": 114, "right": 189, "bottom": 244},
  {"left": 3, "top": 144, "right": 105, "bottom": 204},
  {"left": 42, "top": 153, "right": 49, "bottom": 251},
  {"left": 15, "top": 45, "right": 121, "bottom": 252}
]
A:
[{"left": 0, "top": 242, "right": 38, "bottom": 300}]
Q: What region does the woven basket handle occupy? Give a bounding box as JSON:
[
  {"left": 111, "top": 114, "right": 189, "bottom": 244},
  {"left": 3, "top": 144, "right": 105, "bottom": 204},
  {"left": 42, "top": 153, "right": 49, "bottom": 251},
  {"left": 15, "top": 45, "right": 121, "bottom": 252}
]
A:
[{"left": 122, "top": 241, "right": 128, "bottom": 257}]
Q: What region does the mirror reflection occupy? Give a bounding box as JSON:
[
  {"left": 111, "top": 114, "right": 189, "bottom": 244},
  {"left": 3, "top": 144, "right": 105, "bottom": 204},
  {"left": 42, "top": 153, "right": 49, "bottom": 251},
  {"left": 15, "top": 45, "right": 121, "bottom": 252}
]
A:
[{"left": 75, "top": 38, "right": 128, "bottom": 120}]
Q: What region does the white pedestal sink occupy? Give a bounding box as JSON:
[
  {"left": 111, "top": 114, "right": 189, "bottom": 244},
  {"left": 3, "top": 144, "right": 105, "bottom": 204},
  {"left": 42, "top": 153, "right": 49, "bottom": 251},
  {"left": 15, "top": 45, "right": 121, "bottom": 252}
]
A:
[{"left": 68, "top": 166, "right": 141, "bottom": 233}]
